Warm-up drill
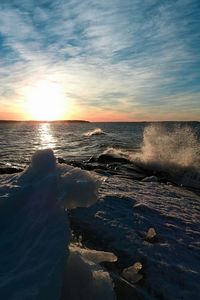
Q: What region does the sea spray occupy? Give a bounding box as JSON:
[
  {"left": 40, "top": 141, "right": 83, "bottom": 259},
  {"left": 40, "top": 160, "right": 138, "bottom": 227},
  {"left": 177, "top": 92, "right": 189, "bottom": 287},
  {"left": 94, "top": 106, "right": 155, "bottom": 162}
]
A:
[
  {"left": 132, "top": 124, "right": 200, "bottom": 188},
  {"left": 102, "top": 124, "right": 200, "bottom": 188},
  {"left": 135, "top": 124, "right": 200, "bottom": 169}
]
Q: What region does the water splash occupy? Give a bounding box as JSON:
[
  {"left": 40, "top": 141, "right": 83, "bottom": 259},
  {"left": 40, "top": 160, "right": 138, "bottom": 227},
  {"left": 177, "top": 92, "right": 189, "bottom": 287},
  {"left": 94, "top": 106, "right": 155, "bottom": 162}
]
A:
[
  {"left": 134, "top": 124, "right": 200, "bottom": 169},
  {"left": 84, "top": 128, "right": 105, "bottom": 137},
  {"left": 102, "top": 124, "right": 200, "bottom": 188},
  {"left": 103, "top": 147, "right": 131, "bottom": 158}
]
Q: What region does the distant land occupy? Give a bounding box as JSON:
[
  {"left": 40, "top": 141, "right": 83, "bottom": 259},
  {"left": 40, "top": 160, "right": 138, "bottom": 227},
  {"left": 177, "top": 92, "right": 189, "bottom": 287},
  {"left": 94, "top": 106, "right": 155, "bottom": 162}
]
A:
[
  {"left": 0, "top": 120, "right": 199, "bottom": 124},
  {"left": 0, "top": 120, "right": 90, "bottom": 123}
]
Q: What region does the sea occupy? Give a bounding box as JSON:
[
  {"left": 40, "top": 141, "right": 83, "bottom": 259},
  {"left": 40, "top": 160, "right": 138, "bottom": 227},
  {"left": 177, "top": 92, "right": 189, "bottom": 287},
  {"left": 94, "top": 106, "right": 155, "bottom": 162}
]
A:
[
  {"left": 0, "top": 121, "right": 199, "bottom": 169},
  {"left": 0, "top": 121, "right": 145, "bottom": 167},
  {"left": 0, "top": 121, "right": 200, "bottom": 300}
]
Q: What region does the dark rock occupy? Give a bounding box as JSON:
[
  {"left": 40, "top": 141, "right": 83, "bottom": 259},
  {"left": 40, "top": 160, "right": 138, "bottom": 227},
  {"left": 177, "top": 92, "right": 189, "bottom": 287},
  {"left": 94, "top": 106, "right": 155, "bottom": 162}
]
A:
[
  {"left": 142, "top": 176, "right": 158, "bottom": 183},
  {"left": 68, "top": 160, "right": 85, "bottom": 169},
  {"left": 97, "top": 154, "right": 130, "bottom": 164},
  {"left": 0, "top": 167, "right": 23, "bottom": 175},
  {"left": 81, "top": 164, "right": 96, "bottom": 171},
  {"left": 57, "top": 157, "right": 66, "bottom": 164},
  {"left": 87, "top": 156, "right": 97, "bottom": 163},
  {"left": 94, "top": 169, "right": 111, "bottom": 176}
]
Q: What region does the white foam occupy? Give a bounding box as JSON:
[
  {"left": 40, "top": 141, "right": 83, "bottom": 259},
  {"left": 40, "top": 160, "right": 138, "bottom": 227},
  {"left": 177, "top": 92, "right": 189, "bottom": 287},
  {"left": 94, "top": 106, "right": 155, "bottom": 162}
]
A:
[{"left": 84, "top": 128, "right": 105, "bottom": 137}]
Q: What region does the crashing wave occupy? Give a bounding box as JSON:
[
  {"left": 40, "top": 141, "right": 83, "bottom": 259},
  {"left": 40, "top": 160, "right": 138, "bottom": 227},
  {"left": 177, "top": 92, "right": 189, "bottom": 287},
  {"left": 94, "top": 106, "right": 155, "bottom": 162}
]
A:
[
  {"left": 0, "top": 149, "right": 115, "bottom": 300},
  {"left": 84, "top": 128, "right": 105, "bottom": 137},
  {"left": 134, "top": 124, "right": 200, "bottom": 168},
  {"left": 102, "top": 125, "right": 200, "bottom": 189}
]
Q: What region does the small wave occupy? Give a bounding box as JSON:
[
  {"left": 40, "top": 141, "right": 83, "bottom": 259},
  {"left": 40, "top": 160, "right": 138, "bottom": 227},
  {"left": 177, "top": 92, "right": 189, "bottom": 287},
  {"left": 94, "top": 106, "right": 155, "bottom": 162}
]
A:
[
  {"left": 103, "top": 147, "right": 132, "bottom": 161},
  {"left": 84, "top": 128, "right": 105, "bottom": 137}
]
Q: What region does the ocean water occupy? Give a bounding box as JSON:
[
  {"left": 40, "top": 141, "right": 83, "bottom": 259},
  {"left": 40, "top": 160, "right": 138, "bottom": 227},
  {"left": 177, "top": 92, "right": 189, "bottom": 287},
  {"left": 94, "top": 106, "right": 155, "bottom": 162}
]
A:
[
  {"left": 0, "top": 121, "right": 199, "bottom": 168},
  {"left": 0, "top": 122, "right": 143, "bottom": 167},
  {"left": 0, "top": 121, "right": 200, "bottom": 300}
]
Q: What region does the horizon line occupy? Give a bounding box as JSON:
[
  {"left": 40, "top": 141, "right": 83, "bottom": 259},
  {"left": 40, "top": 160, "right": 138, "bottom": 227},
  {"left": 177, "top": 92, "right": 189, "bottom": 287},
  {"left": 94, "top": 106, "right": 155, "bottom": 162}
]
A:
[{"left": 0, "top": 119, "right": 199, "bottom": 123}]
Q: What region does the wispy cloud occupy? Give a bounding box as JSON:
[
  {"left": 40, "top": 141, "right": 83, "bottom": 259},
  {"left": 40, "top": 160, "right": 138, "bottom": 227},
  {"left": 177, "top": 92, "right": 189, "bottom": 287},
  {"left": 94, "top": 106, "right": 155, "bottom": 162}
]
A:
[{"left": 0, "top": 0, "right": 199, "bottom": 120}]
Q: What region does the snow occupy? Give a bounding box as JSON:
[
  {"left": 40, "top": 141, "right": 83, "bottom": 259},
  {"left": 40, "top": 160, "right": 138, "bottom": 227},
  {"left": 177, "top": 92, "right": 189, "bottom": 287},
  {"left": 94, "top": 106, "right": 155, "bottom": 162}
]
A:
[
  {"left": 69, "top": 175, "right": 200, "bottom": 299},
  {"left": 0, "top": 148, "right": 200, "bottom": 299},
  {"left": 0, "top": 149, "right": 113, "bottom": 300}
]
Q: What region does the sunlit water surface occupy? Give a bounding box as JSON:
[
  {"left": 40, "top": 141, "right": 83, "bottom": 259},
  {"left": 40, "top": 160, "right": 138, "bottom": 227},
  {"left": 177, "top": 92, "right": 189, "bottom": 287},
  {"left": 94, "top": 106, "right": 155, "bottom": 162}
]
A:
[{"left": 0, "top": 121, "right": 199, "bottom": 170}]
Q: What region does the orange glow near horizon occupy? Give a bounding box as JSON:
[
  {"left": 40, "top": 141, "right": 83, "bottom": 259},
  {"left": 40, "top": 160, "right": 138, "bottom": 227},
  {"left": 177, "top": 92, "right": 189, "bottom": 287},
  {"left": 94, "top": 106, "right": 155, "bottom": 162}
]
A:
[{"left": 2, "top": 83, "right": 196, "bottom": 122}]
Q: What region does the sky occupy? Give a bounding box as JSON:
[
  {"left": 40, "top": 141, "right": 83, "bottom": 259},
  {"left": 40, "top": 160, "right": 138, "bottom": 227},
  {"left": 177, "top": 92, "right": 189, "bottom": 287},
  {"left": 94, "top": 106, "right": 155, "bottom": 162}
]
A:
[{"left": 0, "top": 0, "right": 199, "bottom": 121}]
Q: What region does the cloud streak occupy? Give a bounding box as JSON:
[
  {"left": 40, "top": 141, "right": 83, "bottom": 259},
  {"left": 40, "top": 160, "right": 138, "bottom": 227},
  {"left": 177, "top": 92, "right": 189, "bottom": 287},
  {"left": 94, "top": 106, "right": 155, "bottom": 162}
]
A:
[{"left": 0, "top": 0, "right": 199, "bottom": 120}]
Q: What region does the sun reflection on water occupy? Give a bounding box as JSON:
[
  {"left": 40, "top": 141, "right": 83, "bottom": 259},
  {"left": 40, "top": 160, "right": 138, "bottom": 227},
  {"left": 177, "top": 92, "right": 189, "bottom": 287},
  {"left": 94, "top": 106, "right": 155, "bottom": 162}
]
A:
[{"left": 38, "top": 123, "right": 56, "bottom": 150}]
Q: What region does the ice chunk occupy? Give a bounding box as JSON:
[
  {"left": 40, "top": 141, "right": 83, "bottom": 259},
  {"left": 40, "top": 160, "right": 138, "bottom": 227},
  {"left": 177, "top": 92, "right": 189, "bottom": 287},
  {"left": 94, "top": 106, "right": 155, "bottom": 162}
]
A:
[
  {"left": 122, "top": 262, "right": 143, "bottom": 284},
  {"left": 145, "top": 227, "right": 157, "bottom": 241},
  {"left": 61, "top": 247, "right": 115, "bottom": 300},
  {"left": 69, "top": 244, "right": 117, "bottom": 264},
  {"left": 132, "top": 262, "right": 142, "bottom": 272},
  {"left": 58, "top": 166, "right": 102, "bottom": 209},
  {"left": 23, "top": 148, "right": 56, "bottom": 179}
]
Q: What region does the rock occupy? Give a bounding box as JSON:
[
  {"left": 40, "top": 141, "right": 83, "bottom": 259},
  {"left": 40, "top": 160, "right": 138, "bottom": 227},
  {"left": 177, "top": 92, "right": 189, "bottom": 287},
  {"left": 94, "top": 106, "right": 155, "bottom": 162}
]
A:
[
  {"left": 145, "top": 227, "right": 157, "bottom": 242},
  {"left": 122, "top": 262, "right": 143, "bottom": 284},
  {"left": 0, "top": 167, "right": 23, "bottom": 174},
  {"left": 57, "top": 157, "right": 66, "bottom": 164},
  {"left": 142, "top": 176, "right": 158, "bottom": 182},
  {"left": 97, "top": 154, "right": 130, "bottom": 164},
  {"left": 68, "top": 160, "right": 84, "bottom": 169},
  {"left": 94, "top": 169, "right": 111, "bottom": 177},
  {"left": 87, "top": 156, "right": 97, "bottom": 163}
]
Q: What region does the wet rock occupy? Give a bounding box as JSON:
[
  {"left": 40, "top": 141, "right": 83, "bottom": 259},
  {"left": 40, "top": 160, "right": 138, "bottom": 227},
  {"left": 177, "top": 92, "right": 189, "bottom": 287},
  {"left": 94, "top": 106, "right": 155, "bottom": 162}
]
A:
[
  {"left": 145, "top": 227, "right": 157, "bottom": 242},
  {"left": 142, "top": 176, "right": 158, "bottom": 182},
  {"left": 57, "top": 157, "right": 66, "bottom": 164},
  {"left": 68, "top": 160, "right": 85, "bottom": 169},
  {"left": 0, "top": 167, "right": 23, "bottom": 174},
  {"left": 122, "top": 262, "right": 143, "bottom": 284},
  {"left": 97, "top": 154, "right": 130, "bottom": 164},
  {"left": 94, "top": 169, "right": 111, "bottom": 177},
  {"left": 87, "top": 156, "right": 97, "bottom": 163}
]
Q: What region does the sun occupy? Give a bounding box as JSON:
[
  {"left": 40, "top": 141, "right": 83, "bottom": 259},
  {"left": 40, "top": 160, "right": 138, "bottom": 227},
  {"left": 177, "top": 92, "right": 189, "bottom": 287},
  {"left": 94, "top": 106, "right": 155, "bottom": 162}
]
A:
[{"left": 25, "top": 80, "right": 67, "bottom": 121}]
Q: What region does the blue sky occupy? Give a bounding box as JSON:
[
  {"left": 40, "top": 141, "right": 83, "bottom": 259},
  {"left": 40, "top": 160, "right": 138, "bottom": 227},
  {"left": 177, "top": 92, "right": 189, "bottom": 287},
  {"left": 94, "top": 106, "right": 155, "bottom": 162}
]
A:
[{"left": 0, "top": 0, "right": 199, "bottom": 121}]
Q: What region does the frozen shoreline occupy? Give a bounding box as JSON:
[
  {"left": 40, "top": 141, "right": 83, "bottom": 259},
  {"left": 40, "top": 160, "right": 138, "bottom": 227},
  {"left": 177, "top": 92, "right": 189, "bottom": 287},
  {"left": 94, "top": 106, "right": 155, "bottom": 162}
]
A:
[
  {"left": 69, "top": 175, "right": 200, "bottom": 299},
  {"left": 0, "top": 148, "right": 200, "bottom": 299},
  {"left": 0, "top": 149, "right": 115, "bottom": 300}
]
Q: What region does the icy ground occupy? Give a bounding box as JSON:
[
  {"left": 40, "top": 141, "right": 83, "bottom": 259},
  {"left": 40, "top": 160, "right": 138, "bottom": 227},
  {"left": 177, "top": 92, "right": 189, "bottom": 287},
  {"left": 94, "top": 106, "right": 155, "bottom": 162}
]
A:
[
  {"left": 69, "top": 175, "right": 200, "bottom": 300},
  {"left": 0, "top": 148, "right": 200, "bottom": 300},
  {"left": 0, "top": 149, "right": 115, "bottom": 300}
]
